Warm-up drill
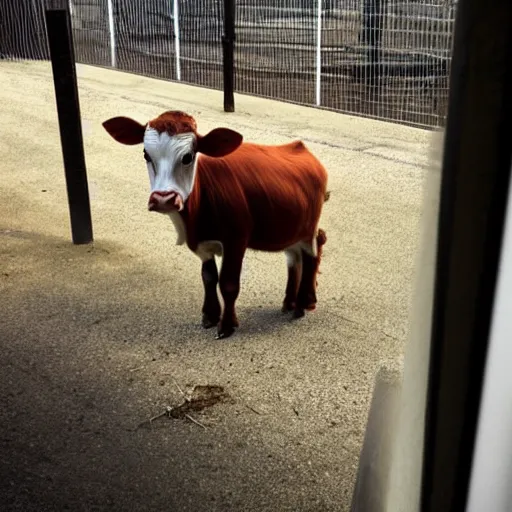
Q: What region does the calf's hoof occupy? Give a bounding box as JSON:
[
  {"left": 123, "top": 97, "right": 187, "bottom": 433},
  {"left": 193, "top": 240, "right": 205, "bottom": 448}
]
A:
[
  {"left": 215, "top": 314, "right": 239, "bottom": 339},
  {"left": 215, "top": 324, "right": 236, "bottom": 340},
  {"left": 294, "top": 294, "right": 317, "bottom": 315},
  {"left": 293, "top": 307, "right": 305, "bottom": 319},
  {"left": 202, "top": 313, "right": 220, "bottom": 329},
  {"left": 282, "top": 300, "right": 296, "bottom": 313}
]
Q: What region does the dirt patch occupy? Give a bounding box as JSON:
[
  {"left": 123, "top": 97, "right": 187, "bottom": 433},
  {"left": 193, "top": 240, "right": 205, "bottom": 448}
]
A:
[{"left": 139, "top": 385, "right": 232, "bottom": 430}]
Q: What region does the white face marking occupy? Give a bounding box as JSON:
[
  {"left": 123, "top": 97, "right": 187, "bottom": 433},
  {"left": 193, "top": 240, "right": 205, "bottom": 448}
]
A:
[{"left": 143, "top": 128, "right": 198, "bottom": 203}]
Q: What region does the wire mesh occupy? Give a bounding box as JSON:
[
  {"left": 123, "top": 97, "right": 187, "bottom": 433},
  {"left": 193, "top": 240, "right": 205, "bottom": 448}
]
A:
[
  {"left": 70, "top": 1, "right": 110, "bottom": 68},
  {"left": 235, "top": 1, "right": 317, "bottom": 106},
  {"left": 0, "top": 0, "right": 49, "bottom": 61},
  {"left": 114, "top": 0, "right": 177, "bottom": 80},
  {"left": 179, "top": 1, "right": 224, "bottom": 90},
  {"left": 320, "top": 0, "right": 455, "bottom": 127},
  {"left": 1, "top": 0, "right": 457, "bottom": 129}
]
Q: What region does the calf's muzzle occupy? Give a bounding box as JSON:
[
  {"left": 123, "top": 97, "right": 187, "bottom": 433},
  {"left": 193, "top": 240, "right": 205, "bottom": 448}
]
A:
[{"left": 148, "top": 191, "right": 184, "bottom": 212}]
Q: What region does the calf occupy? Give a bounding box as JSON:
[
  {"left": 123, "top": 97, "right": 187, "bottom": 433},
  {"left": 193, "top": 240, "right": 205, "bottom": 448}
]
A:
[{"left": 102, "top": 110, "right": 329, "bottom": 339}]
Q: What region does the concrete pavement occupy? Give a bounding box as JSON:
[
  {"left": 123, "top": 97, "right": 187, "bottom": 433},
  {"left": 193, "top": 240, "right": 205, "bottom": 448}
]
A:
[{"left": 0, "top": 60, "right": 431, "bottom": 511}]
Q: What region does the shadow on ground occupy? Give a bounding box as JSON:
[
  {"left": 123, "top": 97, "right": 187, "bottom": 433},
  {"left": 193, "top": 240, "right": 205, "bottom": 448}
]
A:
[{"left": 1, "top": 227, "right": 359, "bottom": 511}]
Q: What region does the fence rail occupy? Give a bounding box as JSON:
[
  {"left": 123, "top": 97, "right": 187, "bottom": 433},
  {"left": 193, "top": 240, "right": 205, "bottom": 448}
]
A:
[{"left": 0, "top": 0, "right": 457, "bottom": 129}]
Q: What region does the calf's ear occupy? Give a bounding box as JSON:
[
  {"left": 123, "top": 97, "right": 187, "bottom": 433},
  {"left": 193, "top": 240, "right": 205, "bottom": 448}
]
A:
[
  {"left": 197, "top": 128, "right": 243, "bottom": 157},
  {"left": 102, "top": 116, "right": 146, "bottom": 145}
]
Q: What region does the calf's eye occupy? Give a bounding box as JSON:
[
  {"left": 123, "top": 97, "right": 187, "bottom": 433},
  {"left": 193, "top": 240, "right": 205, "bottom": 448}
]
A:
[
  {"left": 143, "top": 150, "right": 152, "bottom": 163},
  {"left": 182, "top": 152, "right": 194, "bottom": 165}
]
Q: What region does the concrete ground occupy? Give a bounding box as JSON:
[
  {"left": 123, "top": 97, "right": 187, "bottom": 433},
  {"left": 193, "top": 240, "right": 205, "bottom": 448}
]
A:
[{"left": 0, "top": 60, "right": 431, "bottom": 511}]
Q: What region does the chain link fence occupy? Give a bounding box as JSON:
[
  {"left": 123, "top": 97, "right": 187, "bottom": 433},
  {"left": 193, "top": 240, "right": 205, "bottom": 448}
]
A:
[{"left": 0, "top": 0, "right": 457, "bottom": 129}]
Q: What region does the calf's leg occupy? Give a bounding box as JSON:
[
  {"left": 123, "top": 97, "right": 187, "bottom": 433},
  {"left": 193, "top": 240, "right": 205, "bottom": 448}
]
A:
[
  {"left": 294, "top": 229, "right": 327, "bottom": 319},
  {"left": 201, "top": 258, "right": 221, "bottom": 328},
  {"left": 282, "top": 249, "right": 302, "bottom": 312},
  {"left": 216, "top": 244, "right": 246, "bottom": 339},
  {"left": 294, "top": 251, "right": 318, "bottom": 318}
]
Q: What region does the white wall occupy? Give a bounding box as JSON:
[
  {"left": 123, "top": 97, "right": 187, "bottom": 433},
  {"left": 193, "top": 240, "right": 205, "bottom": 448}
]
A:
[
  {"left": 466, "top": 164, "right": 512, "bottom": 511},
  {"left": 384, "top": 129, "right": 444, "bottom": 512}
]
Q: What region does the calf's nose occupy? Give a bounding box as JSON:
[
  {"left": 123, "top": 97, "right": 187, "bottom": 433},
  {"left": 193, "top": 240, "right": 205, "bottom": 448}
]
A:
[
  {"left": 148, "top": 191, "right": 183, "bottom": 212},
  {"left": 148, "top": 191, "right": 173, "bottom": 211}
]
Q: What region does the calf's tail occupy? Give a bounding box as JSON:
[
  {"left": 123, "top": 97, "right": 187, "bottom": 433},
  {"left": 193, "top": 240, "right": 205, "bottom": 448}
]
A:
[
  {"left": 314, "top": 228, "right": 327, "bottom": 287},
  {"left": 316, "top": 228, "right": 327, "bottom": 262}
]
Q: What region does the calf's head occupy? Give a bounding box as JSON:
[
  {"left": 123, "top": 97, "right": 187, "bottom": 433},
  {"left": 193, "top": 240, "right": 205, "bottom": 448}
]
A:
[{"left": 102, "top": 111, "right": 243, "bottom": 213}]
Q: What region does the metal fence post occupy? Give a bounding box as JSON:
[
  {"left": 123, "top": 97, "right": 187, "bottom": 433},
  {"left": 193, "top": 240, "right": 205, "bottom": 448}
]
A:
[
  {"left": 222, "top": 0, "right": 235, "bottom": 112},
  {"left": 107, "top": 0, "right": 116, "bottom": 67},
  {"left": 315, "top": 0, "right": 322, "bottom": 106},
  {"left": 44, "top": 0, "right": 93, "bottom": 245},
  {"left": 173, "top": 0, "right": 181, "bottom": 80}
]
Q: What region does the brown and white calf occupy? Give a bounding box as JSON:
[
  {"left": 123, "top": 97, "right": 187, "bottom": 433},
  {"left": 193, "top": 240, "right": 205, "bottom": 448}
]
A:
[{"left": 102, "top": 110, "right": 329, "bottom": 339}]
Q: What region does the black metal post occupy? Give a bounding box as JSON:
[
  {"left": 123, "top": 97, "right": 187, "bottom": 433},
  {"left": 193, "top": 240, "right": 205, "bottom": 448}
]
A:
[
  {"left": 222, "top": 0, "right": 236, "bottom": 113},
  {"left": 44, "top": 0, "right": 93, "bottom": 245}
]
